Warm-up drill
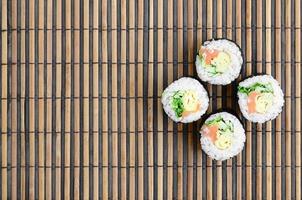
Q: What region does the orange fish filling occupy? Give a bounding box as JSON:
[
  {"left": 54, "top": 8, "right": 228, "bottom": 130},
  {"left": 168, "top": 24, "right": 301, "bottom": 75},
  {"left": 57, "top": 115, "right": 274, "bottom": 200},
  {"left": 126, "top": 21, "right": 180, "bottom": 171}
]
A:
[
  {"left": 202, "top": 125, "right": 219, "bottom": 142},
  {"left": 199, "top": 48, "right": 220, "bottom": 65},
  {"left": 247, "top": 91, "right": 260, "bottom": 113}
]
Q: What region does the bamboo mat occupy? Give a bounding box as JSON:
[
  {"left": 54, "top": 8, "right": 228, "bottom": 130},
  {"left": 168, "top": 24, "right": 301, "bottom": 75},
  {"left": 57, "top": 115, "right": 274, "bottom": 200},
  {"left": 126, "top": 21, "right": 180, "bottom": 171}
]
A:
[{"left": 0, "top": 0, "right": 301, "bottom": 199}]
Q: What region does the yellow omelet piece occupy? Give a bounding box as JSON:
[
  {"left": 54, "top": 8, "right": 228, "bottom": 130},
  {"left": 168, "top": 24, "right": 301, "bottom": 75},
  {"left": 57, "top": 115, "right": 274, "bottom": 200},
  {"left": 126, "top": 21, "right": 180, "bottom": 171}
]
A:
[
  {"left": 211, "top": 52, "right": 231, "bottom": 73},
  {"left": 183, "top": 90, "right": 199, "bottom": 112},
  {"left": 255, "top": 93, "right": 274, "bottom": 113},
  {"left": 214, "top": 133, "right": 232, "bottom": 150}
]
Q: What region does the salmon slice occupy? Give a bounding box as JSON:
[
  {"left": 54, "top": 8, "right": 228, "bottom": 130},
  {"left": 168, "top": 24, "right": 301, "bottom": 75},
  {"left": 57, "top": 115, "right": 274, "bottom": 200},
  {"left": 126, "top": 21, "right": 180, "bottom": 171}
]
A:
[
  {"left": 202, "top": 125, "right": 218, "bottom": 142},
  {"left": 199, "top": 48, "right": 219, "bottom": 65},
  {"left": 247, "top": 91, "right": 260, "bottom": 113}
]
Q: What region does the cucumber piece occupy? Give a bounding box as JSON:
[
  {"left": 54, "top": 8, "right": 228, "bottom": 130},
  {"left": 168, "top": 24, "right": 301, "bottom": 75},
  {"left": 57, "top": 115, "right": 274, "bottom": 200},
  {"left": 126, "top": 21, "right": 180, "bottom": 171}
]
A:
[
  {"left": 217, "top": 128, "right": 232, "bottom": 136},
  {"left": 205, "top": 66, "right": 217, "bottom": 75},
  {"left": 225, "top": 120, "right": 234, "bottom": 132},
  {"left": 218, "top": 121, "right": 228, "bottom": 130},
  {"left": 223, "top": 129, "right": 233, "bottom": 135},
  {"left": 216, "top": 64, "right": 229, "bottom": 73}
]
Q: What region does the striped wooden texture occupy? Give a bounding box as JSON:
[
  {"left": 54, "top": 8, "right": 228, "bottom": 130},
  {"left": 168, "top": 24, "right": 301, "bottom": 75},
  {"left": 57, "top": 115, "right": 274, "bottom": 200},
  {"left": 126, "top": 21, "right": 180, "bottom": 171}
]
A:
[{"left": 0, "top": 0, "right": 301, "bottom": 199}]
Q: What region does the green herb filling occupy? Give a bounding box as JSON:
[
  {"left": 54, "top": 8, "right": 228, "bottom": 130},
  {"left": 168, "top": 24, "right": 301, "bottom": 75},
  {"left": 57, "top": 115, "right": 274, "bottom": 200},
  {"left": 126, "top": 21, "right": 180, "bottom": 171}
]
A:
[
  {"left": 171, "top": 91, "right": 185, "bottom": 118},
  {"left": 205, "top": 115, "right": 234, "bottom": 134},
  {"left": 238, "top": 82, "right": 273, "bottom": 95}
]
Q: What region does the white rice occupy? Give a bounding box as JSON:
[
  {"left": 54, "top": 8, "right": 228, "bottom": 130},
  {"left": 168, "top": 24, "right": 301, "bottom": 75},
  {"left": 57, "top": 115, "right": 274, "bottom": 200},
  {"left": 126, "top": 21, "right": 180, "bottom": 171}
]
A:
[
  {"left": 161, "top": 77, "right": 209, "bottom": 123},
  {"left": 237, "top": 75, "right": 284, "bottom": 123},
  {"left": 195, "top": 39, "right": 243, "bottom": 85},
  {"left": 200, "top": 112, "right": 246, "bottom": 161}
]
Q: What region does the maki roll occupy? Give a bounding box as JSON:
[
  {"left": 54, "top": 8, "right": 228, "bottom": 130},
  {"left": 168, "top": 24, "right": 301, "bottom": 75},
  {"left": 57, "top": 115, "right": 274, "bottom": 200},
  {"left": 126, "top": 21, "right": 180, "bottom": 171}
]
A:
[
  {"left": 237, "top": 75, "right": 284, "bottom": 123},
  {"left": 161, "top": 77, "right": 209, "bottom": 123},
  {"left": 195, "top": 39, "right": 243, "bottom": 85},
  {"left": 200, "top": 112, "right": 246, "bottom": 161}
]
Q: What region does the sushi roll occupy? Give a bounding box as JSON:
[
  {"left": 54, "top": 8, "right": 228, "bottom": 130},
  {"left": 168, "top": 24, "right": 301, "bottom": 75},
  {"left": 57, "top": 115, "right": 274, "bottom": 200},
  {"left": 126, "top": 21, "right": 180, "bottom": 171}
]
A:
[
  {"left": 195, "top": 39, "right": 243, "bottom": 85},
  {"left": 161, "top": 77, "right": 209, "bottom": 123},
  {"left": 237, "top": 75, "right": 284, "bottom": 123},
  {"left": 200, "top": 112, "right": 246, "bottom": 161}
]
